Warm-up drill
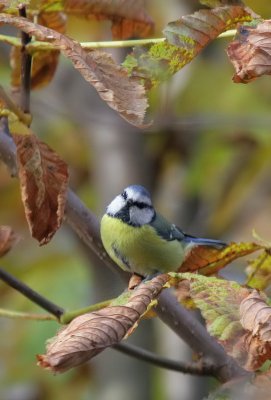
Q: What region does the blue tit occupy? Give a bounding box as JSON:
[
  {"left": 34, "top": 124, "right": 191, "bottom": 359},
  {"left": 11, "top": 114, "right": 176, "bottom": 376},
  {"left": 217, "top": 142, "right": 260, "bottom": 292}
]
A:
[{"left": 100, "top": 185, "right": 226, "bottom": 277}]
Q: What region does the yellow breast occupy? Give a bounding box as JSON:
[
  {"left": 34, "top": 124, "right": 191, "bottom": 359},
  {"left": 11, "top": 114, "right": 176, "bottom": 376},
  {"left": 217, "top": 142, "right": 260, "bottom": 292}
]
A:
[{"left": 100, "top": 214, "right": 185, "bottom": 276}]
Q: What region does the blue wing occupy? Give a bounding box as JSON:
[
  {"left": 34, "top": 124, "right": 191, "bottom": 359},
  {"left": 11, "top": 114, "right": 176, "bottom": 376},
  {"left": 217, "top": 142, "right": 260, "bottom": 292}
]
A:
[
  {"left": 182, "top": 234, "right": 226, "bottom": 249},
  {"left": 151, "top": 213, "right": 226, "bottom": 249}
]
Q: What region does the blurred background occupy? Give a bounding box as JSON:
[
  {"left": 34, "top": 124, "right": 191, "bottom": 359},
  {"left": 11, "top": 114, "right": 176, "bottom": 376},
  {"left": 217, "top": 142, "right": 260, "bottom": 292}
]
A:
[{"left": 0, "top": 0, "right": 271, "bottom": 399}]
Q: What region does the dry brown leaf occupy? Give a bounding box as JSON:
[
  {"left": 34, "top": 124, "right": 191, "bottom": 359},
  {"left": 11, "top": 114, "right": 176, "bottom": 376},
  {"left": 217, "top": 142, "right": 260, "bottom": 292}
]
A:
[
  {"left": 1, "top": 14, "right": 148, "bottom": 127},
  {"left": 227, "top": 21, "right": 271, "bottom": 83},
  {"left": 65, "top": 0, "right": 154, "bottom": 39},
  {"left": 0, "top": 226, "right": 20, "bottom": 257},
  {"left": 38, "top": 274, "right": 169, "bottom": 373},
  {"left": 180, "top": 241, "right": 262, "bottom": 275},
  {"left": 10, "top": 4, "right": 66, "bottom": 90},
  {"left": 13, "top": 133, "right": 69, "bottom": 245},
  {"left": 240, "top": 290, "right": 271, "bottom": 370}
]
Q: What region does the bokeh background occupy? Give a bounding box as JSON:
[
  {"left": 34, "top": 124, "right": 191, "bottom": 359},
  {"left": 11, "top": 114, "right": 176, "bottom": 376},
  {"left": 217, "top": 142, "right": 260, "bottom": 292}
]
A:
[{"left": 0, "top": 1, "right": 271, "bottom": 399}]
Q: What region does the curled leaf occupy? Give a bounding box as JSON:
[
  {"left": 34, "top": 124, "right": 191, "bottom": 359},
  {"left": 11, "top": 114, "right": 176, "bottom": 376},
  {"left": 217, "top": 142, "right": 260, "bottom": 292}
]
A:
[
  {"left": 0, "top": 14, "right": 148, "bottom": 127},
  {"left": 180, "top": 241, "right": 262, "bottom": 275},
  {"left": 0, "top": 226, "right": 20, "bottom": 257},
  {"left": 38, "top": 274, "right": 169, "bottom": 372},
  {"left": 240, "top": 290, "right": 271, "bottom": 337},
  {"left": 227, "top": 20, "right": 271, "bottom": 83},
  {"left": 240, "top": 290, "right": 271, "bottom": 370},
  {"left": 13, "top": 133, "right": 69, "bottom": 245}
]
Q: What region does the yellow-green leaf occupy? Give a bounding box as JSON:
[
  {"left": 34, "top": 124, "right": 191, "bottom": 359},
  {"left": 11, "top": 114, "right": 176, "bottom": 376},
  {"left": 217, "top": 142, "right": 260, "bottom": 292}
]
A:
[
  {"left": 180, "top": 241, "right": 263, "bottom": 275},
  {"left": 123, "top": 6, "right": 252, "bottom": 88},
  {"left": 246, "top": 250, "right": 271, "bottom": 290}
]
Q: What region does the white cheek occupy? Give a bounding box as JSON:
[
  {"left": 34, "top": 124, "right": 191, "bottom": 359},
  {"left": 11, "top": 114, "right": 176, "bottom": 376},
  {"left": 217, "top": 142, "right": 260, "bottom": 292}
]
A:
[
  {"left": 129, "top": 206, "right": 154, "bottom": 225},
  {"left": 107, "top": 195, "right": 125, "bottom": 214}
]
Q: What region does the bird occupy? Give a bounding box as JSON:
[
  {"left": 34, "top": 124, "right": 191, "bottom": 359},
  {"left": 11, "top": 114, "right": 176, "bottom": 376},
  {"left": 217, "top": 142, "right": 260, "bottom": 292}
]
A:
[{"left": 100, "top": 185, "right": 226, "bottom": 277}]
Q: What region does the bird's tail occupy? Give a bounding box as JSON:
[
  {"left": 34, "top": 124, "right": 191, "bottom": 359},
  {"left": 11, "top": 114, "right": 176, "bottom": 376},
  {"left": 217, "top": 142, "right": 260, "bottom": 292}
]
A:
[{"left": 184, "top": 235, "right": 227, "bottom": 249}]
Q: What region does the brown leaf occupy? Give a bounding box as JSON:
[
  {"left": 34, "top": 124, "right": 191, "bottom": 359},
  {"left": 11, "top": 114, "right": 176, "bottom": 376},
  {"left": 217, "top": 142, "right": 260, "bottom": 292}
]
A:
[
  {"left": 180, "top": 241, "right": 262, "bottom": 275},
  {"left": 38, "top": 274, "right": 169, "bottom": 372},
  {"left": 0, "top": 226, "right": 20, "bottom": 257},
  {"left": 13, "top": 133, "right": 69, "bottom": 245},
  {"left": 227, "top": 21, "right": 271, "bottom": 83},
  {"left": 10, "top": 4, "right": 66, "bottom": 90},
  {"left": 240, "top": 290, "right": 271, "bottom": 370},
  {"left": 64, "top": 0, "right": 154, "bottom": 39},
  {"left": 1, "top": 14, "right": 148, "bottom": 127}
]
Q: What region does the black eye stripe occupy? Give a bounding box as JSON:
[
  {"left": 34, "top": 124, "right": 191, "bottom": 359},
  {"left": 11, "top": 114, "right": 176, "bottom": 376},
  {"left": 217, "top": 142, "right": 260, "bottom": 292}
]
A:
[
  {"left": 130, "top": 201, "right": 152, "bottom": 209},
  {"left": 121, "top": 191, "right": 128, "bottom": 200}
]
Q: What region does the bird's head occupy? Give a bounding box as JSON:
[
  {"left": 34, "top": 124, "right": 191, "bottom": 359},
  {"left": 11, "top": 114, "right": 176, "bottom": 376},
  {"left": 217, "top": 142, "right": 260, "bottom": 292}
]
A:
[{"left": 106, "top": 185, "right": 155, "bottom": 226}]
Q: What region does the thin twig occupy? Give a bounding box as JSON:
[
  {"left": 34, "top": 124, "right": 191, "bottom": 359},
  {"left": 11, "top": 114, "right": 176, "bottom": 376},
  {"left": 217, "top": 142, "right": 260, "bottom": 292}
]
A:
[
  {"left": 0, "top": 29, "right": 236, "bottom": 52},
  {"left": 0, "top": 308, "right": 57, "bottom": 321},
  {"left": 60, "top": 298, "right": 113, "bottom": 324},
  {"left": 18, "top": 5, "right": 32, "bottom": 115},
  {"left": 114, "top": 342, "right": 215, "bottom": 375},
  {"left": 0, "top": 267, "right": 64, "bottom": 319}
]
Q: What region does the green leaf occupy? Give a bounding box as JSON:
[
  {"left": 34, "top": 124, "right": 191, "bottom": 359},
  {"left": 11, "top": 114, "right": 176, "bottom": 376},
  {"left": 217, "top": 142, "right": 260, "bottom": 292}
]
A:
[{"left": 170, "top": 273, "right": 248, "bottom": 342}]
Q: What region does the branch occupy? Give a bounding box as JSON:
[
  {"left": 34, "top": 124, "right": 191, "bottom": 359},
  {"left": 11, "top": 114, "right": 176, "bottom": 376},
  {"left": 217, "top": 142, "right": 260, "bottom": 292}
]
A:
[
  {"left": 0, "top": 308, "right": 57, "bottom": 321},
  {"left": 0, "top": 118, "right": 17, "bottom": 176},
  {"left": 114, "top": 342, "right": 215, "bottom": 375},
  {"left": 0, "top": 29, "right": 236, "bottom": 52},
  {"left": 0, "top": 126, "right": 250, "bottom": 382},
  {"left": 0, "top": 267, "right": 64, "bottom": 318},
  {"left": 18, "top": 4, "right": 32, "bottom": 114},
  {"left": 60, "top": 298, "right": 113, "bottom": 324}
]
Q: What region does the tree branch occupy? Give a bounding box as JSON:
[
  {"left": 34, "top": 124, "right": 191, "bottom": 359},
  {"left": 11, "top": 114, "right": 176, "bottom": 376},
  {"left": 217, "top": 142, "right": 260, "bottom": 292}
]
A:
[
  {"left": 0, "top": 126, "right": 251, "bottom": 382},
  {"left": 114, "top": 342, "right": 215, "bottom": 375},
  {"left": 0, "top": 118, "right": 17, "bottom": 176},
  {"left": 18, "top": 4, "right": 32, "bottom": 115},
  {"left": 0, "top": 267, "right": 64, "bottom": 318}
]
